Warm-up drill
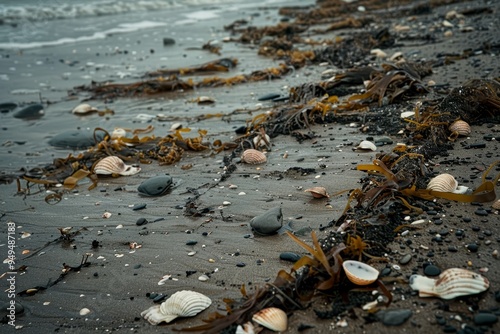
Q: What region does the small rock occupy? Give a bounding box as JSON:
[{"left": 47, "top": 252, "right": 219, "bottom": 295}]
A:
[
  {"left": 473, "top": 312, "right": 498, "bottom": 326},
  {"left": 423, "top": 264, "right": 441, "bottom": 276},
  {"left": 399, "top": 254, "right": 412, "bottom": 265},
  {"left": 376, "top": 308, "right": 412, "bottom": 326},
  {"left": 136, "top": 217, "right": 148, "bottom": 226},
  {"left": 163, "top": 37, "right": 176, "bottom": 46},
  {"left": 279, "top": 252, "right": 301, "bottom": 262}
]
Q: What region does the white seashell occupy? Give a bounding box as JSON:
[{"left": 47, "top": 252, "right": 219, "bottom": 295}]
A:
[
  {"left": 400, "top": 111, "right": 415, "bottom": 118},
  {"left": 79, "top": 308, "right": 91, "bottom": 316},
  {"left": 426, "top": 173, "right": 463, "bottom": 193},
  {"left": 449, "top": 120, "right": 471, "bottom": 136},
  {"left": 235, "top": 322, "right": 255, "bottom": 334},
  {"left": 389, "top": 51, "right": 404, "bottom": 62},
  {"left": 370, "top": 48, "right": 387, "bottom": 58},
  {"left": 140, "top": 290, "right": 211, "bottom": 325},
  {"left": 241, "top": 149, "right": 267, "bottom": 164},
  {"left": 94, "top": 156, "right": 141, "bottom": 176},
  {"left": 252, "top": 307, "right": 287, "bottom": 332},
  {"left": 409, "top": 268, "right": 489, "bottom": 299},
  {"left": 170, "top": 122, "right": 183, "bottom": 131},
  {"left": 72, "top": 103, "right": 98, "bottom": 114},
  {"left": 304, "top": 186, "right": 330, "bottom": 198},
  {"left": 111, "top": 127, "right": 127, "bottom": 139},
  {"left": 342, "top": 260, "right": 379, "bottom": 285},
  {"left": 197, "top": 96, "right": 215, "bottom": 104},
  {"left": 253, "top": 133, "right": 271, "bottom": 150},
  {"left": 354, "top": 140, "right": 377, "bottom": 151}
]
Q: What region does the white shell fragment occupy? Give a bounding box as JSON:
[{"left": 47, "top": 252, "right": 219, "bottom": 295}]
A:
[
  {"left": 79, "top": 308, "right": 91, "bottom": 316},
  {"left": 342, "top": 260, "right": 380, "bottom": 285},
  {"left": 94, "top": 156, "right": 141, "bottom": 176},
  {"left": 241, "top": 149, "right": 267, "bottom": 164},
  {"left": 141, "top": 290, "right": 211, "bottom": 325},
  {"left": 426, "top": 173, "right": 467, "bottom": 194},
  {"left": 353, "top": 140, "right": 377, "bottom": 151},
  {"left": 72, "top": 103, "right": 98, "bottom": 115},
  {"left": 409, "top": 268, "right": 490, "bottom": 299},
  {"left": 235, "top": 321, "right": 256, "bottom": 334},
  {"left": 252, "top": 307, "right": 288, "bottom": 332},
  {"left": 400, "top": 111, "right": 415, "bottom": 118}
]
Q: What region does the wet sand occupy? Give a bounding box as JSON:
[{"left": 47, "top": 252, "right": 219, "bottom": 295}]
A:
[{"left": 1, "top": 0, "right": 500, "bottom": 333}]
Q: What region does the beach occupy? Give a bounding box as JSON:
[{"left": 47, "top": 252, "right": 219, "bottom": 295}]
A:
[{"left": 1, "top": 0, "right": 500, "bottom": 333}]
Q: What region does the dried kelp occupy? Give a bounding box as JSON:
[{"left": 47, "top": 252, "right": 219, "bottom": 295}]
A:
[{"left": 146, "top": 58, "right": 237, "bottom": 77}]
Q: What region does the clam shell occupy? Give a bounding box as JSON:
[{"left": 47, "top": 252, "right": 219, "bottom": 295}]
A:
[
  {"left": 304, "top": 186, "right": 330, "bottom": 198},
  {"left": 141, "top": 290, "right": 211, "bottom": 325},
  {"left": 252, "top": 307, "right": 287, "bottom": 332},
  {"left": 426, "top": 173, "right": 458, "bottom": 193},
  {"left": 342, "top": 260, "right": 379, "bottom": 285},
  {"left": 94, "top": 156, "right": 141, "bottom": 176},
  {"left": 72, "top": 103, "right": 97, "bottom": 115},
  {"left": 241, "top": 149, "right": 267, "bottom": 164},
  {"left": 449, "top": 120, "right": 471, "bottom": 136},
  {"left": 409, "top": 268, "right": 489, "bottom": 299},
  {"left": 354, "top": 140, "right": 377, "bottom": 151}
]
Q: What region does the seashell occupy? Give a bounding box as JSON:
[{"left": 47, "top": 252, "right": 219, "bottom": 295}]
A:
[
  {"left": 111, "top": 127, "right": 127, "bottom": 139},
  {"left": 94, "top": 156, "right": 141, "bottom": 176},
  {"left": 426, "top": 173, "right": 465, "bottom": 193},
  {"left": 400, "top": 111, "right": 415, "bottom": 118},
  {"left": 235, "top": 321, "right": 255, "bottom": 334},
  {"left": 354, "top": 140, "right": 377, "bottom": 151},
  {"left": 250, "top": 207, "right": 283, "bottom": 236},
  {"left": 409, "top": 268, "right": 489, "bottom": 299},
  {"left": 137, "top": 174, "right": 173, "bottom": 196},
  {"left": 141, "top": 290, "right": 211, "bottom": 325},
  {"left": 253, "top": 133, "right": 271, "bottom": 150},
  {"left": 492, "top": 199, "right": 500, "bottom": 210},
  {"left": 304, "top": 186, "right": 330, "bottom": 198},
  {"left": 72, "top": 103, "right": 98, "bottom": 115},
  {"left": 370, "top": 48, "right": 387, "bottom": 58},
  {"left": 252, "top": 307, "right": 287, "bottom": 332},
  {"left": 197, "top": 96, "right": 215, "bottom": 104},
  {"left": 241, "top": 149, "right": 267, "bottom": 164},
  {"left": 449, "top": 120, "right": 471, "bottom": 136},
  {"left": 79, "top": 308, "right": 91, "bottom": 316},
  {"left": 342, "top": 260, "right": 379, "bottom": 285}
]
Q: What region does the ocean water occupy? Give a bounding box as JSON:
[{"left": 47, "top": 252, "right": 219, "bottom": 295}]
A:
[{"left": 0, "top": 0, "right": 314, "bottom": 172}]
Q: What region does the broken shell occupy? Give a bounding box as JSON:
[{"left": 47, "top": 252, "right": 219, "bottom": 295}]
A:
[
  {"left": 342, "top": 260, "right": 379, "bottom": 285},
  {"left": 354, "top": 140, "right": 377, "bottom": 151},
  {"left": 252, "top": 307, "right": 287, "bottom": 332},
  {"left": 426, "top": 173, "right": 466, "bottom": 193},
  {"left": 235, "top": 322, "right": 255, "bottom": 334},
  {"left": 449, "top": 120, "right": 471, "bottom": 136},
  {"left": 253, "top": 133, "right": 271, "bottom": 150},
  {"left": 94, "top": 156, "right": 141, "bottom": 176},
  {"left": 400, "top": 111, "right": 415, "bottom": 118},
  {"left": 197, "top": 96, "right": 215, "bottom": 104},
  {"left": 409, "top": 268, "right": 489, "bottom": 299},
  {"left": 304, "top": 186, "right": 330, "bottom": 198},
  {"left": 241, "top": 149, "right": 267, "bottom": 164},
  {"left": 140, "top": 290, "right": 211, "bottom": 325},
  {"left": 111, "top": 127, "right": 127, "bottom": 139},
  {"left": 72, "top": 103, "right": 98, "bottom": 115}
]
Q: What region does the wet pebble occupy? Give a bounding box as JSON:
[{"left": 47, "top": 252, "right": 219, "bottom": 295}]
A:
[
  {"left": 153, "top": 294, "right": 167, "bottom": 303},
  {"left": 132, "top": 203, "right": 147, "bottom": 211},
  {"left": 249, "top": 207, "right": 283, "bottom": 235},
  {"left": 137, "top": 174, "right": 173, "bottom": 196},
  {"left": 279, "top": 252, "right": 301, "bottom": 263},
  {"left": 163, "top": 37, "right": 176, "bottom": 46},
  {"left": 136, "top": 217, "right": 148, "bottom": 226},
  {"left": 473, "top": 312, "right": 498, "bottom": 325},
  {"left": 0, "top": 102, "right": 17, "bottom": 113},
  {"left": 466, "top": 243, "right": 479, "bottom": 252},
  {"left": 258, "top": 93, "right": 281, "bottom": 101},
  {"left": 13, "top": 103, "right": 44, "bottom": 119},
  {"left": 475, "top": 208, "right": 489, "bottom": 216},
  {"left": 448, "top": 246, "right": 458, "bottom": 252},
  {"left": 236, "top": 262, "right": 246, "bottom": 267},
  {"left": 186, "top": 240, "right": 198, "bottom": 246},
  {"left": 48, "top": 129, "right": 106, "bottom": 149},
  {"left": 399, "top": 254, "right": 412, "bottom": 265},
  {"left": 423, "top": 264, "right": 441, "bottom": 276},
  {"left": 376, "top": 308, "right": 412, "bottom": 326}
]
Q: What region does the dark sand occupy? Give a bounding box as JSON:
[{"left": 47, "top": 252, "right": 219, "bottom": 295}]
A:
[{"left": 1, "top": 1, "right": 500, "bottom": 333}]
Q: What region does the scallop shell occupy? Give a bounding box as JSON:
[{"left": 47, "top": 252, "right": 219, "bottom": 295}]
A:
[
  {"left": 304, "top": 186, "right": 330, "bottom": 198},
  {"left": 342, "top": 260, "right": 379, "bottom": 285},
  {"left": 409, "top": 268, "right": 489, "bottom": 299},
  {"left": 354, "top": 140, "right": 377, "bottom": 151},
  {"left": 94, "top": 156, "right": 141, "bottom": 176},
  {"left": 72, "top": 103, "right": 98, "bottom": 115},
  {"left": 241, "top": 149, "right": 267, "bottom": 164},
  {"left": 449, "top": 120, "right": 471, "bottom": 136},
  {"left": 426, "top": 173, "right": 459, "bottom": 193},
  {"left": 141, "top": 290, "right": 211, "bottom": 325},
  {"left": 252, "top": 307, "right": 287, "bottom": 332}
]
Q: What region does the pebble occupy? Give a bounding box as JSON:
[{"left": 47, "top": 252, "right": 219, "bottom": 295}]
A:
[
  {"left": 137, "top": 174, "right": 173, "bottom": 197},
  {"left": 475, "top": 208, "right": 489, "bottom": 216},
  {"left": 198, "top": 274, "right": 209, "bottom": 282},
  {"left": 136, "top": 217, "right": 148, "bottom": 226},
  {"left": 258, "top": 93, "right": 281, "bottom": 101},
  {"left": 399, "top": 254, "right": 412, "bottom": 265},
  {"left": 13, "top": 103, "right": 44, "bottom": 119},
  {"left": 162, "top": 37, "right": 176, "bottom": 46},
  {"left": 376, "top": 308, "right": 412, "bottom": 326},
  {"left": 236, "top": 262, "right": 246, "bottom": 267},
  {"left": 423, "top": 264, "right": 441, "bottom": 276},
  {"left": 473, "top": 312, "right": 498, "bottom": 326},
  {"left": 249, "top": 207, "right": 283, "bottom": 235},
  {"left": 186, "top": 240, "right": 198, "bottom": 246},
  {"left": 132, "top": 203, "right": 147, "bottom": 211},
  {"left": 279, "top": 252, "right": 301, "bottom": 263},
  {"left": 466, "top": 243, "right": 479, "bottom": 252},
  {"left": 448, "top": 246, "right": 458, "bottom": 252}
]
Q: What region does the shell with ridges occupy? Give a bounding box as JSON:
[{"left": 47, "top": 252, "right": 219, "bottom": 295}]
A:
[
  {"left": 449, "top": 120, "right": 471, "bottom": 136},
  {"left": 94, "top": 156, "right": 141, "bottom": 176},
  {"left": 409, "top": 268, "right": 489, "bottom": 299},
  {"left": 342, "top": 260, "right": 379, "bottom": 285},
  {"left": 72, "top": 103, "right": 98, "bottom": 115},
  {"left": 304, "top": 186, "right": 330, "bottom": 198},
  {"left": 241, "top": 149, "right": 267, "bottom": 164},
  {"left": 141, "top": 290, "right": 211, "bottom": 325},
  {"left": 252, "top": 307, "right": 287, "bottom": 332},
  {"left": 426, "top": 173, "right": 459, "bottom": 193}
]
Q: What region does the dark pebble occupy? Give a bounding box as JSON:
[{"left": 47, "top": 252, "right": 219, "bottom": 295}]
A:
[
  {"left": 148, "top": 293, "right": 158, "bottom": 299},
  {"left": 136, "top": 217, "right": 148, "bottom": 226},
  {"left": 153, "top": 294, "right": 166, "bottom": 303},
  {"left": 495, "top": 291, "right": 500, "bottom": 302},
  {"left": 473, "top": 312, "right": 498, "bottom": 325},
  {"left": 448, "top": 246, "right": 458, "bottom": 252},
  {"left": 433, "top": 219, "right": 442, "bottom": 225},
  {"left": 134, "top": 264, "right": 141, "bottom": 269},
  {"left": 475, "top": 208, "right": 489, "bottom": 216},
  {"left": 455, "top": 229, "right": 464, "bottom": 237},
  {"left": 258, "top": 93, "right": 281, "bottom": 101},
  {"left": 427, "top": 210, "right": 437, "bottom": 216},
  {"left": 467, "top": 142, "right": 486, "bottom": 149},
  {"left": 442, "top": 325, "right": 457, "bottom": 332},
  {"left": 399, "top": 254, "right": 412, "bottom": 265},
  {"left": 243, "top": 234, "right": 252, "bottom": 238},
  {"left": 153, "top": 217, "right": 165, "bottom": 222},
  {"left": 483, "top": 134, "right": 494, "bottom": 141},
  {"left": 236, "top": 262, "right": 246, "bottom": 267},
  {"left": 13, "top": 103, "right": 44, "bottom": 119},
  {"left": 279, "top": 252, "right": 301, "bottom": 263},
  {"left": 424, "top": 264, "right": 441, "bottom": 276},
  {"left": 137, "top": 174, "right": 173, "bottom": 197},
  {"left": 466, "top": 243, "right": 479, "bottom": 252},
  {"left": 132, "top": 203, "right": 147, "bottom": 211},
  {"left": 380, "top": 267, "right": 392, "bottom": 276},
  {"left": 202, "top": 232, "right": 208, "bottom": 236},
  {"left": 162, "top": 37, "right": 175, "bottom": 46},
  {"left": 186, "top": 240, "right": 198, "bottom": 246},
  {"left": 463, "top": 217, "right": 472, "bottom": 223},
  {"left": 376, "top": 308, "right": 412, "bottom": 326}
]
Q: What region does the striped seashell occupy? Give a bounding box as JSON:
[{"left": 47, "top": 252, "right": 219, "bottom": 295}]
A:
[
  {"left": 426, "top": 173, "right": 467, "bottom": 193},
  {"left": 141, "top": 290, "right": 211, "bottom": 325},
  {"left": 241, "top": 149, "right": 267, "bottom": 164},
  {"left": 449, "top": 120, "right": 471, "bottom": 136},
  {"left": 342, "top": 260, "right": 379, "bottom": 286},
  {"left": 94, "top": 156, "right": 141, "bottom": 176},
  {"left": 72, "top": 103, "right": 98, "bottom": 115},
  {"left": 409, "top": 268, "right": 489, "bottom": 299},
  {"left": 304, "top": 186, "right": 330, "bottom": 198},
  {"left": 252, "top": 307, "right": 287, "bottom": 332}
]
